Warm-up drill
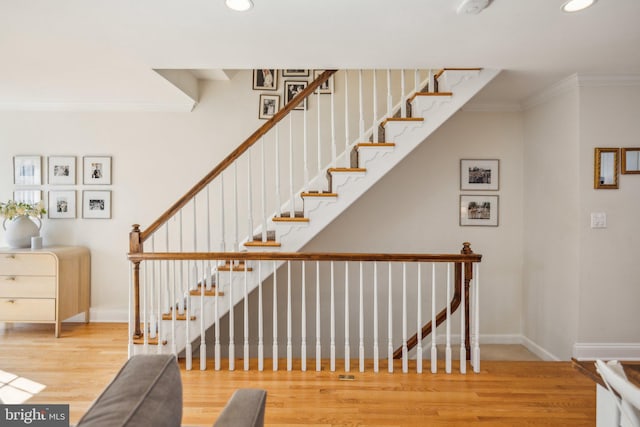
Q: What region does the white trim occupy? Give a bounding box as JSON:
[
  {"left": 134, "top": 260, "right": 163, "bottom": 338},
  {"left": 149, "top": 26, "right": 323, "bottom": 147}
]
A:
[
  {"left": 63, "top": 308, "right": 128, "bottom": 323},
  {"left": 462, "top": 102, "right": 522, "bottom": 113},
  {"left": 0, "top": 101, "right": 197, "bottom": 112},
  {"left": 520, "top": 336, "right": 561, "bottom": 361},
  {"left": 573, "top": 343, "right": 640, "bottom": 361},
  {"left": 522, "top": 74, "right": 578, "bottom": 111},
  {"left": 577, "top": 74, "right": 640, "bottom": 87}
]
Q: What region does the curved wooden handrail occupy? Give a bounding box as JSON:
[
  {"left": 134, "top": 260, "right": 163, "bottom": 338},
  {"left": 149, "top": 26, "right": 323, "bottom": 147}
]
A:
[{"left": 137, "top": 69, "right": 337, "bottom": 244}]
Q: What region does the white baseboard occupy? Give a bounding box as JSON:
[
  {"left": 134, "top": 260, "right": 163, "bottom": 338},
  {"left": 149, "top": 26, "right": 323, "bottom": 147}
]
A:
[
  {"left": 63, "top": 308, "right": 128, "bottom": 323},
  {"left": 573, "top": 343, "right": 640, "bottom": 361},
  {"left": 520, "top": 336, "right": 561, "bottom": 361}
]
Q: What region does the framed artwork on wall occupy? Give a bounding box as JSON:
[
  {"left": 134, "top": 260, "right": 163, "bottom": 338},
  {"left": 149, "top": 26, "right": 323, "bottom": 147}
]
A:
[
  {"left": 460, "top": 194, "right": 499, "bottom": 227},
  {"left": 48, "top": 156, "right": 76, "bottom": 185},
  {"left": 253, "top": 69, "right": 278, "bottom": 90},
  {"left": 460, "top": 159, "right": 499, "bottom": 191},
  {"left": 313, "top": 70, "right": 334, "bottom": 94},
  {"left": 83, "top": 156, "right": 112, "bottom": 185},
  {"left": 594, "top": 148, "right": 619, "bottom": 189},
  {"left": 282, "top": 69, "right": 309, "bottom": 77},
  {"left": 48, "top": 190, "right": 76, "bottom": 219},
  {"left": 13, "top": 155, "right": 42, "bottom": 186},
  {"left": 83, "top": 190, "right": 111, "bottom": 219},
  {"left": 621, "top": 147, "right": 640, "bottom": 174},
  {"left": 258, "top": 94, "right": 280, "bottom": 120},
  {"left": 13, "top": 190, "right": 42, "bottom": 205},
  {"left": 284, "top": 80, "right": 308, "bottom": 110}
]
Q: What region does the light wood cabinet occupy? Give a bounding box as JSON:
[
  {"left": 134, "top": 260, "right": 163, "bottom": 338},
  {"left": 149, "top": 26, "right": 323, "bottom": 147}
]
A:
[{"left": 0, "top": 246, "right": 90, "bottom": 337}]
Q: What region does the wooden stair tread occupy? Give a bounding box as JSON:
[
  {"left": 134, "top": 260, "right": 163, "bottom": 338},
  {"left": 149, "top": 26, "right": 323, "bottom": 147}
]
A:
[
  {"left": 162, "top": 311, "right": 196, "bottom": 321},
  {"left": 356, "top": 142, "right": 395, "bottom": 148},
  {"left": 328, "top": 167, "right": 366, "bottom": 173},
  {"left": 407, "top": 91, "right": 453, "bottom": 103},
  {"left": 272, "top": 216, "right": 310, "bottom": 223},
  {"left": 301, "top": 192, "right": 337, "bottom": 198},
  {"left": 244, "top": 241, "right": 281, "bottom": 247},
  {"left": 133, "top": 335, "right": 167, "bottom": 346},
  {"left": 189, "top": 288, "right": 224, "bottom": 296},
  {"left": 218, "top": 264, "right": 253, "bottom": 272},
  {"left": 381, "top": 117, "right": 424, "bottom": 127}
]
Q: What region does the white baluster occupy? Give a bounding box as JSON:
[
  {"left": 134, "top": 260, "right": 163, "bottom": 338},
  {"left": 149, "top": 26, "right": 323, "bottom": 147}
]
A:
[
  {"left": 317, "top": 92, "right": 322, "bottom": 175},
  {"left": 372, "top": 69, "right": 378, "bottom": 143},
  {"left": 330, "top": 261, "right": 336, "bottom": 372},
  {"left": 214, "top": 268, "right": 221, "bottom": 370},
  {"left": 261, "top": 137, "right": 267, "bottom": 241},
  {"left": 386, "top": 69, "right": 392, "bottom": 117},
  {"left": 315, "top": 261, "right": 321, "bottom": 372},
  {"left": 171, "top": 261, "right": 177, "bottom": 355},
  {"left": 301, "top": 261, "right": 307, "bottom": 372},
  {"left": 400, "top": 69, "right": 406, "bottom": 118},
  {"left": 149, "top": 237, "right": 156, "bottom": 340},
  {"left": 331, "top": 81, "right": 337, "bottom": 167},
  {"left": 229, "top": 263, "right": 234, "bottom": 371},
  {"left": 200, "top": 260, "right": 207, "bottom": 371},
  {"left": 128, "top": 262, "right": 134, "bottom": 357},
  {"left": 244, "top": 261, "right": 249, "bottom": 371},
  {"left": 233, "top": 162, "right": 239, "bottom": 252},
  {"left": 303, "top": 102, "right": 309, "bottom": 192},
  {"left": 473, "top": 264, "right": 480, "bottom": 373},
  {"left": 402, "top": 262, "right": 408, "bottom": 373},
  {"left": 287, "top": 261, "right": 292, "bottom": 371},
  {"left": 388, "top": 262, "right": 393, "bottom": 373},
  {"left": 273, "top": 261, "right": 278, "bottom": 371},
  {"left": 373, "top": 262, "right": 379, "bottom": 373},
  {"left": 275, "top": 125, "right": 281, "bottom": 218},
  {"left": 344, "top": 262, "right": 350, "bottom": 372},
  {"left": 344, "top": 70, "right": 350, "bottom": 147},
  {"left": 429, "top": 69, "right": 435, "bottom": 93},
  {"left": 460, "top": 264, "right": 466, "bottom": 374},
  {"left": 416, "top": 263, "right": 423, "bottom": 374},
  {"left": 166, "top": 225, "right": 171, "bottom": 314},
  {"left": 431, "top": 263, "right": 437, "bottom": 374},
  {"left": 156, "top": 259, "right": 162, "bottom": 353},
  {"left": 289, "top": 115, "right": 295, "bottom": 218},
  {"left": 359, "top": 261, "right": 364, "bottom": 373},
  {"left": 186, "top": 262, "right": 195, "bottom": 371},
  {"left": 446, "top": 263, "right": 452, "bottom": 374},
  {"left": 142, "top": 260, "right": 148, "bottom": 348},
  {"left": 219, "top": 174, "right": 226, "bottom": 252},
  {"left": 358, "top": 70, "right": 365, "bottom": 142},
  {"left": 247, "top": 148, "right": 254, "bottom": 242},
  {"left": 258, "top": 261, "right": 264, "bottom": 371},
  {"left": 177, "top": 212, "right": 185, "bottom": 314},
  {"left": 414, "top": 69, "right": 419, "bottom": 95}
]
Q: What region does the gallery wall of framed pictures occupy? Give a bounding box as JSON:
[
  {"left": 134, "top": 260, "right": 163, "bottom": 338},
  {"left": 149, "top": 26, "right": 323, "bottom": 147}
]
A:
[
  {"left": 252, "top": 69, "right": 335, "bottom": 120},
  {"left": 11, "top": 154, "right": 113, "bottom": 220},
  {"left": 459, "top": 159, "right": 500, "bottom": 227}
]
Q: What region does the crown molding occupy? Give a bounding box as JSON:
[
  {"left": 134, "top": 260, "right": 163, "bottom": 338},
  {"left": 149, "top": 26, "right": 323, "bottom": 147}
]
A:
[{"left": 577, "top": 74, "right": 640, "bottom": 87}]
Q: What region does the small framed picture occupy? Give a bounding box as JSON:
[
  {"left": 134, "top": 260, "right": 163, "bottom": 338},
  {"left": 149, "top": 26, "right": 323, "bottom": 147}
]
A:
[
  {"left": 282, "top": 69, "right": 309, "bottom": 77},
  {"left": 48, "top": 156, "right": 76, "bottom": 185},
  {"left": 460, "top": 195, "right": 499, "bottom": 227},
  {"left": 313, "top": 70, "right": 334, "bottom": 94},
  {"left": 83, "top": 190, "right": 111, "bottom": 219},
  {"left": 13, "top": 190, "right": 42, "bottom": 205},
  {"left": 258, "top": 94, "right": 280, "bottom": 120},
  {"left": 83, "top": 156, "right": 112, "bottom": 185},
  {"left": 13, "top": 155, "right": 42, "bottom": 186},
  {"left": 253, "top": 69, "right": 278, "bottom": 91},
  {"left": 460, "top": 159, "right": 499, "bottom": 191},
  {"left": 48, "top": 190, "right": 76, "bottom": 219},
  {"left": 284, "top": 80, "right": 308, "bottom": 110}
]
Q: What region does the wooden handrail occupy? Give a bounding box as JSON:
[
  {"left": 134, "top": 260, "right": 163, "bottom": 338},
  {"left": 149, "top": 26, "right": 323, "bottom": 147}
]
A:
[{"left": 136, "top": 69, "right": 337, "bottom": 245}]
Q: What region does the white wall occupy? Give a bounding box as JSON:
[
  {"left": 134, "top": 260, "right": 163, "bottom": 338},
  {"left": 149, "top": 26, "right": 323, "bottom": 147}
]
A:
[{"left": 522, "top": 79, "right": 581, "bottom": 360}]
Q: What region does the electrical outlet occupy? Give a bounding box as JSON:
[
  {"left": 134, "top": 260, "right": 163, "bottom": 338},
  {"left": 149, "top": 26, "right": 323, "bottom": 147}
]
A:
[{"left": 591, "top": 212, "right": 607, "bottom": 229}]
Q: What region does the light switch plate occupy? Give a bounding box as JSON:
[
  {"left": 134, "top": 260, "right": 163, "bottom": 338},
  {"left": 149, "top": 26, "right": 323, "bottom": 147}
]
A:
[{"left": 591, "top": 212, "right": 607, "bottom": 228}]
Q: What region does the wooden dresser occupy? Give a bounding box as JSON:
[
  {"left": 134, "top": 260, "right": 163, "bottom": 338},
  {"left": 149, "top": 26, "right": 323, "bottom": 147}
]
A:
[{"left": 0, "top": 246, "right": 90, "bottom": 337}]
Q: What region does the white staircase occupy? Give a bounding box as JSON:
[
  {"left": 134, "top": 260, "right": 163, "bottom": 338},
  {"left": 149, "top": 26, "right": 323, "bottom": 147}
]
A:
[{"left": 131, "top": 68, "right": 500, "bottom": 362}]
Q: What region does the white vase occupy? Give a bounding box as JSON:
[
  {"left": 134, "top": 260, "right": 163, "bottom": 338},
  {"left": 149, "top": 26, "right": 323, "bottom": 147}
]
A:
[{"left": 2, "top": 215, "right": 42, "bottom": 248}]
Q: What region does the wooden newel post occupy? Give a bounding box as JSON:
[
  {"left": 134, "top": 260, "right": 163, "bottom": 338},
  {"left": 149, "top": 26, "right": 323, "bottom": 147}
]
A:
[
  {"left": 129, "top": 224, "right": 143, "bottom": 339},
  {"left": 461, "top": 242, "right": 474, "bottom": 360}
]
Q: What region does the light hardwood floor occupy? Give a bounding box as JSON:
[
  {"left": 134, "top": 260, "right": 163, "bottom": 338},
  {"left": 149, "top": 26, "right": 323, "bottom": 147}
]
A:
[{"left": 0, "top": 323, "right": 596, "bottom": 426}]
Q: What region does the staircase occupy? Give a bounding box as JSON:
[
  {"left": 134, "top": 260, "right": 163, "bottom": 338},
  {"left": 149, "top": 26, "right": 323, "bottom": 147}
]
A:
[{"left": 128, "top": 68, "right": 498, "bottom": 371}]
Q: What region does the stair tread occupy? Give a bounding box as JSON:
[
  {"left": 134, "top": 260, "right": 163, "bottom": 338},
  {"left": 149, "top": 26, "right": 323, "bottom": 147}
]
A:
[
  {"left": 189, "top": 288, "right": 224, "bottom": 296},
  {"left": 356, "top": 142, "right": 396, "bottom": 148},
  {"left": 272, "top": 216, "right": 310, "bottom": 223},
  {"left": 218, "top": 264, "right": 253, "bottom": 272},
  {"left": 408, "top": 91, "right": 453, "bottom": 104},
  {"left": 381, "top": 117, "right": 424, "bottom": 127},
  {"left": 244, "top": 240, "right": 281, "bottom": 247},
  {"left": 133, "top": 335, "right": 167, "bottom": 346},
  {"left": 301, "top": 192, "right": 338, "bottom": 197},
  {"left": 162, "top": 311, "right": 196, "bottom": 321},
  {"left": 328, "top": 167, "right": 366, "bottom": 173}
]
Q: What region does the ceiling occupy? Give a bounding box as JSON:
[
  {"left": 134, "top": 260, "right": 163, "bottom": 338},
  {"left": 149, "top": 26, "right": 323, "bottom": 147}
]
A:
[{"left": 1, "top": 0, "right": 639, "bottom": 111}]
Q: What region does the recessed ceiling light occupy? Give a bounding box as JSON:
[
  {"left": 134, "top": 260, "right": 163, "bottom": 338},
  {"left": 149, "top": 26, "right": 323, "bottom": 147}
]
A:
[
  {"left": 561, "top": 0, "right": 597, "bottom": 13},
  {"left": 225, "top": 0, "right": 253, "bottom": 12}
]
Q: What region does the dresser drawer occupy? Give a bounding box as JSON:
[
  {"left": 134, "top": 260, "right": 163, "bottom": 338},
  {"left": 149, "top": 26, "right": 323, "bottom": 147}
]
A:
[
  {"left": 0, "top": 276, "right": 56, "bottom": 298},
  {"left": 0, "top": 298, "right": 55, "bottom": 321},
  {"left": 0, "top": 253, "right": 56, "bottom": 276}
]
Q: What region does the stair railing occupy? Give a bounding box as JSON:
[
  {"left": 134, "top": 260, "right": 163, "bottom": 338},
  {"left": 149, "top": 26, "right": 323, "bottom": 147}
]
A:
[
  {"left": 129, "top": 68, "right": 443, "bottom": 339},
  {"left": 128, "top": 242, "right": 482, "bottom": 374}
]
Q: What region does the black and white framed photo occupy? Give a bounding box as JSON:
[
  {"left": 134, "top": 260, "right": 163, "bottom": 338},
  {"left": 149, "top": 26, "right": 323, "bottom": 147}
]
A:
[
  {"left": 284, "top": 80, "right": 308, "bottom": 110},
  {"left": 460, "top": 195, "right": 499, "bottom": 227},
  {"left": 13, "top": 190, "right": 42, "bottom": 205},
  {"left": 13, "top": 155, "right": 42, "bottom": 186},
  {"left": 313, "top": 70, "right": 334, "bottom": 94},
  {"left": 83, "top": 156, "right": 112, "bottom": 185},
  {"left": 258, "top": 94, "right": 280, "bottom": 120},
  {"left": 460, "top": 159, "right": 499, "bottom": 191},
  {"left": 83, "top": 190, "right": 111, "bottom": 219},
  {"left": 48, "top": 156, "right": 76, "bottom": 185},
  {"left": 48, "top": 190, "right": 76, "bottom": 219},
  {"left": 282, "top": 69, "right": 309, "bottom": 77},
  {"left": 252, "top": 69, "right": 278, "bottom": 90}
]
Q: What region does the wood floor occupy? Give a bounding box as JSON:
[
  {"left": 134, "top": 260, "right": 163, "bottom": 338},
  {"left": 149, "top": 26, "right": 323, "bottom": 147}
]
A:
[{"left": 0, "top": 322, "right": 596, "bottom": 426}]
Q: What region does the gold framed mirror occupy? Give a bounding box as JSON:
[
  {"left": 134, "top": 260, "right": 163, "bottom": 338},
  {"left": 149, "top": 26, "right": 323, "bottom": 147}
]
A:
[
  {"left": 594, "top": 148, "right": 619, "bottom": 189},
  {"left": 621, "top": 147, "right": 640, "bottom": 174}
]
